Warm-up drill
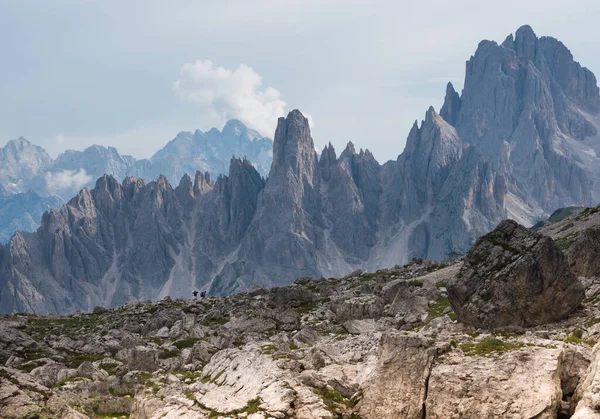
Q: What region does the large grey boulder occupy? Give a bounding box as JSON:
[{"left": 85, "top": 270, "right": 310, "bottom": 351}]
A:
[
  {"left": 567, "top": 228, "right": 600, "bottom": 278},
  {"left": 447, "top": 220, "right": 585, "bottom": 329}
]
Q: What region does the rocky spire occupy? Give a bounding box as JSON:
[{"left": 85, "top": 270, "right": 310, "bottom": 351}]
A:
[
  {"left": 319, "top": 142, "right": 337, "bottom": 182},
  {"left": 513, "top": 25, "right": 538, "bottom": 61},
  {"left": 91, "top": 174, "right": 124, "bottom": 218},
  {"left": 223, "top": 157, "right": 265, "bottom": 241},
  {"left": 440, "top": 82, "right": 461, "bottom": 126},
  {"left": 340, "top": 141, "right": 357, "bottom": 160},
  {"left": 175, "top": 173, "right": 194, "bottom": 206},
  {"left": 270, "top": 109, "right": 318, "bottom": 183},
  {"left": 193, "top": 171, "right": 214, "bottom": 196},
  {"left": 122, "top": 176, "right": 144, "bottom": 200}
]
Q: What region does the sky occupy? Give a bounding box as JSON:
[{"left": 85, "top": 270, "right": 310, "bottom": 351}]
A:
[{"left": 1, "top": 0, "right": 599, "bottom": 163}]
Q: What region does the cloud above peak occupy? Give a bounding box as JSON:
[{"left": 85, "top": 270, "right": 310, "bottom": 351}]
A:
[
  {"left": 45, "top": 169, "right": 92, "bottom": 192},
  {"left": 174, "top": 60, "right": 286, "bottom": 137}
]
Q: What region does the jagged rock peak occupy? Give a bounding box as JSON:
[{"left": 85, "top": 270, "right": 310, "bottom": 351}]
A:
[
  {"left": 193, "top": 170, "right": 214, "bottom": 196},
  {"left": 320, "top": 142, "right": 337, "bottom": 159},
  {"left": 440, "top": 82, "right": 461, "bottom": 126},
  {"left": 94, "top": 174, "right": 122, "bottom": 196},
  {"left": 319, "top": 142, "right": 337, "bottom": 182},
  {"left": 178, "top": 173, "right": 193, "bottom": 190},
  {"left": 229, "top": 155, "right": 260, "bottom": 176},
  {"left": 5, "top": 137, "right": 33, "bottom": 150},
  {"left": 418, "top": 106, "right": 459, "bottom": 141},
  {"left": 222, "top": 119, "right": 248, "bottom": 136},
  {"left": 156, "top": 174, "right": 170, "bottom": 188},
  {"left": 122, "top": 176, "right": 144, "bottom": 189},
  {"left": 359, "top": 148, "right": 375, "bottom": 159},
  {"left": 122, "top": 176, "right": 144, "bottom": 199},
  {"left": 425, "top": 105, "right": 438, "bottom": 121},
  {"left": 340, "top": 141, "right": 357, "bottom": 160},
  {"left": 175, "top": 173, "right": 194, "bottom": 202},
  {"left": 271, "top": 109, "right": 317, "bottom": 179},
  {"left": 513, "top": 25, "right": 538, "bottom": 61},
  {"left": 501, "top": 33, "right": 515, "bottom": 49}
]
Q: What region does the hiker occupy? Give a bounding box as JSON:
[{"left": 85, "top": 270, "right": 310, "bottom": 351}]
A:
[
  {"left": 193, "top": 290, "right": 198, "bottom": 299},
  {"left": 200, "top": 290, "right": 206, "bottom": 298}
]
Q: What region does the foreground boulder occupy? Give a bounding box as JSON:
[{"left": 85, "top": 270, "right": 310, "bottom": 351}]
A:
[{"left": 447, "top": 220, "right": 585, "bottom": 329}]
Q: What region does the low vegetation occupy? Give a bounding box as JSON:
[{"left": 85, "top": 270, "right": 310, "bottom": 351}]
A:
[{"left": 460, "top": 338, "right": 525, "bottom": 356}]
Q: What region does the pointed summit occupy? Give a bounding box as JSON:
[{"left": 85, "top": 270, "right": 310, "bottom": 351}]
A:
[
  {"left": 340, "top": 141, "right": 357, "bottom": 160},
  {"left": 222, "top": 119, "right": 248, "bottom": 137},
  {"left": 271, "top": 109, "right": 317, "bottom": 181},
  {"left": 319, "top": 142, "right": 337, "bottom": 182},
  {"left": 440, "top": 82, "right": 461, "bottom": 126},
  {"left": 193, "top": 171, "right": 213, "bottom": 196},
  {"left": 514, "top": 25, "right": 538, "bottom": 61}
]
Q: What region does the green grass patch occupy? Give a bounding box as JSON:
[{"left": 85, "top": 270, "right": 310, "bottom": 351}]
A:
[
  {"left": 554, "top": 234, "right": 579, "bottom": 251},
  {"left": 202, "top": 317, "right": 230, "bottom": 327},
  {"left": 100, "top": 363, "right": 120, "bottom": 376},
  {"left": 211, "top": 369, "right": 225, "bottom": 384},
  {"left": 296, "top": 303, "right": 317, "bottom": 314},
  {"left": 19, "top": 360, "right": 46, "bottom": 373},
  {"left": 92, "top": 404, "right": 130, "bottom": 419},
  {"left": 108, "top": 386, "right": 135, "bottom": 397},
  {"left": 492, "top": 330, "right": 516, "bottom": 338},
  {"left": 316, "top": 387, "right": 357, "bottom": 409},
  {"left": 175, "top": 370, "right": 204, "bottom": 381},
  {"left": 205, "top": 397, "right": 262, "bottom": 417},
  {"left": 173, "top": 338, "right": 201, "bottom": 349},
  {"left": 138, "top": 371, "right": 153, "bottom": 384},
  {"left": 460, "top": 338, "right": 525, "bottom": 356},
  {"left": 260, "top": 344, "right": 277, "bottom": 354},
  {"left": 201, "top": 370, "right": 212, "bottom": 384},
  {"left": 23, "top": 350, "right": 53, "bottom": 361},
  {"left": 428, "top": 297, "right": 451, "bottom": 319},
  {"left": 407, "top": 279, "right": 424, "bottom": 287},
  {"left": 53, "top": 376, "right": 86, "bottom": 388},
  {"left": 562, "top": 329, "right": 596, "bottom": 346},
  {"left": 426, "top": 262, "right": 448, "bottom": 272},
  {"left": 159, "top": 348, "right": 181, "bottom": 359},
  {"left": 65, "top": 353, "right": 104, "bottom": 369}
]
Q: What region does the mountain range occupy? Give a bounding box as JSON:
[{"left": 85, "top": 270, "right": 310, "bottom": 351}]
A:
[
  {"left": 0, "top": 121, "right": 273, "bottom": 242},
  {"left": 1, "top": 25, "right": 600, "bottom": 314}
]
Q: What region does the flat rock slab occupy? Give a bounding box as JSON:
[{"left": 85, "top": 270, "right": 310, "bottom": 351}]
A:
[{"left": 426, "top": 346, "right": 563, "bottom": 418}]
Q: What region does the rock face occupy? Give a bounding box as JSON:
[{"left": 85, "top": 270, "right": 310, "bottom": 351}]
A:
[
  {"left": 426, "top": 344, "right": 564, "bottom": 418},
  {"left": 447, "top": 219, "right": 585, "bottom": 329},
  {"left": 359, "top": 333, "right": 436, "bottom": 418},
  {"left": 452, "top": 25, "right": 600, "bottom": 221}
]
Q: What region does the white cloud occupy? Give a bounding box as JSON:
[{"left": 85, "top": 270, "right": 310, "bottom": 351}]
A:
[
  {"left": 45, "top": 169, "right": 92, "bottom": 192},
  {"left": 173, "top": 60, "right": 286, "bottom": 137}
]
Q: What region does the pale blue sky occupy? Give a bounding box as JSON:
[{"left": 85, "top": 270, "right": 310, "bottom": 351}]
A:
[{"left": 1, "top": 0, "right": 599, "bottom": 161}]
